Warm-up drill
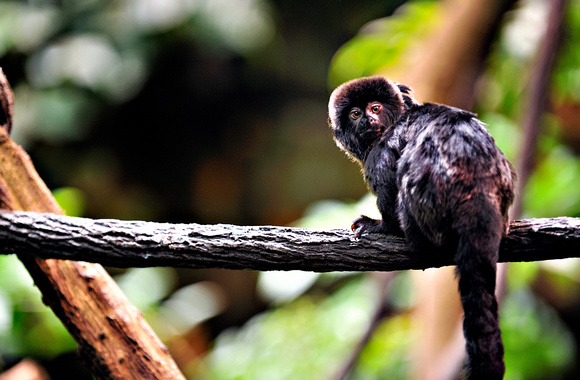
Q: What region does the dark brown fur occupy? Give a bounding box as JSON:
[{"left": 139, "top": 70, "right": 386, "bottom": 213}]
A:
[{"left": 328, "top": 76, "right": 515, "bottom": 379}]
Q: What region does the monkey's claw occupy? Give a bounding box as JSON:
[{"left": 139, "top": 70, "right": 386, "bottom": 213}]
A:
[{"left": 351, "top": 215, "right": 381, "bottom": 239}]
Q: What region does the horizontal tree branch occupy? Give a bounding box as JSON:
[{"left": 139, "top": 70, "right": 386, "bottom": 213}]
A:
[{"left": 0, "top": 211, "right": 579, "bottom": 272}]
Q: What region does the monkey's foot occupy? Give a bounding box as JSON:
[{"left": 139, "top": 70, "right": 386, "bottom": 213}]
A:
[{"left": 351, "top": 215, "right": 382, "bottom": 239}]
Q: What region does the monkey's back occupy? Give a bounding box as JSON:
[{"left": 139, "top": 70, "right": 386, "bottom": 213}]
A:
[{"left": 395, "top": 103, "right": 514, "bottom": 248}]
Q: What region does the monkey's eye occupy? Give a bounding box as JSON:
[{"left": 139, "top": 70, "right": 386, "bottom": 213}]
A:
[
  {"left": 371, "top": 104, "right": 382, "bottom": 114},
  {"left": 350, "top": 109, "right": 362, "bottom": 120}
]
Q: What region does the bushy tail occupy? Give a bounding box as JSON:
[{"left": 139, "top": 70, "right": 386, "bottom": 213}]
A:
[{"left": 455, "top": 213, "right": 505, "bottom": 380}]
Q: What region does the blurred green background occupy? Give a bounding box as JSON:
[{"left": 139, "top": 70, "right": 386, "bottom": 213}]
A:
[{"left": 1, "top": 0, "right": 580, "bottom": 379}]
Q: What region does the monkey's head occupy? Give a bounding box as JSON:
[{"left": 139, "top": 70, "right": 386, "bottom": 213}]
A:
[{"left": 328, "top": 76, "right": 413, "bottom": 162}]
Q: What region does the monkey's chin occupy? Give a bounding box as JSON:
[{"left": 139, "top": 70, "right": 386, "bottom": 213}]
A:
[{"left": 357, "top": 129, "right": 380, "bottom": 143}]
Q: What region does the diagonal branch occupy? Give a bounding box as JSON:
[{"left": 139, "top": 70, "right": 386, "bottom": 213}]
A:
[
  {"left": 0, "top": 68, "right": 14, "bottom": 134},
  {"left": 0, "top": 211, "right": 578, "bottom": 272}
]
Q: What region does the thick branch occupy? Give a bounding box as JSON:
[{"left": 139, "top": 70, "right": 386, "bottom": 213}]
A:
[{"left": 0, "top": 212, "right": 578, "bottom": 272}]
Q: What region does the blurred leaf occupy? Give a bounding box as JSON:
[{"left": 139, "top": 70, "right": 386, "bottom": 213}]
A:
[
  {"left": 199, "top": 277, "right": 378, "bottom": 380},
  {"left": 0, "top": 3, "right": 61, "bottom": 55},
  {"left": 328, "top": 1, "right": 441, "bottom": 87},
  {"left": 53, "top": 187, "right": 86, "bottom": 217},
  {"left": 502, "top": 288, "right": 576, "bottom": 380},
  {"left": 480, "top": 112, "right": 522, "bottom": 162},
  {"left": 523, "top": 146, "right": 580, "bottom": 217},
  {"left": 553, "top": 0, "right": 580, "bottom": 101},
  {"left": 157, "top": 281, "right": 226, "bottom": 337},
  {"left": 293, "top": 193, "right": 379, "bottom": 230},
  {"left": 257, "top": 271, "right": 319, "bottom": 304},
  {"left": 354, "top": 314, "right": 413, "bottom": 380},
  {"left": 506, "top": 262, "right": 541, "bottom": 290},
  {"left": 0, "top": 256, "right": 76, "bottom": 357},
  {"left": 115, "top": 267, "right": 178, "bottom": 312},
  {"left": 14, "top": 85, "right": 96, "bottom": 144}
]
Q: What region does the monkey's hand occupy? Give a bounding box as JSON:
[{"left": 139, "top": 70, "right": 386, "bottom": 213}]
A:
[{"left": 351, "top": 215, "right": 383, "bottom": 239}]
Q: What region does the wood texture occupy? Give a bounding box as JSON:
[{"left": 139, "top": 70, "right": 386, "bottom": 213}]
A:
[
  {"left": 0, "top": 211, "right": 578, "bottom": 272},
  {"left": 0, "top": 68, "right": 13, "bottom": 134}
]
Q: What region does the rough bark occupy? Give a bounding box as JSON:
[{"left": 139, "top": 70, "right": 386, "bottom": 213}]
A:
[
  {"left": 0, "top": 211, "right": 578, "bottom": 272},
  {"left": 0, "top": 68, "right": 13, "bottom": 134}
]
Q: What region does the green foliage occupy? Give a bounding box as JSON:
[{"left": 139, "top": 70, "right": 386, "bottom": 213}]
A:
[
  {"left": 198, "top": 276, "right": 413, "bottom": 380},
  {"left": 478, "top": 112, "right": 522, "bottom": 162},
  {"left": 0, "top": 256, "right": 76, "bottom": 359},
  {"left": 53, "top": 187, "right": 87, "bottom": 216},
  {"left": 116, "top": 267, "right": 227, "bottom": 343},
  {"left": 523, "top": 145, "right": 580, "bottom": 217},
  {"left": 0, "top": 0, "right": 275, "bottom": 146},
  {"left": 502, "top": 288, "right": 576, "bottom": 380},
  {"left": 328, "top": 1, "right": 441, "bottom": 87},
  {"left": 354, "top": 314, "right": 413, "bottom": 380},
  {"left": 294, "top": 193, "right": 379, "bottom": 230},
  {"left": 553, "top": 0, "right": 580, "bottom": 102},
  {"left": 479, "top": 0, "right": 580, "bottom": 219}
]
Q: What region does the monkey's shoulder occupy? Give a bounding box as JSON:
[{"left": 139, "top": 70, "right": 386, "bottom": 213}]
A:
[
  {"left": 371, "top": 103, "right": 480, "bottom": 154},
  {"left": 402, "top": 102, "right": 497, "bottom": 151},
  {"left": 364, "top": 102, "right": 485, "bottom": 167},
  {"left": 408, "top": 102, "right": 478, "bottom": 126}
]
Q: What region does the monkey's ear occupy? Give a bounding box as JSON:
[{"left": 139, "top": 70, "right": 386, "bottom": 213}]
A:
[
  {"left": 397, "top": 84, "right": 413, "bottom": 95},
  {"left": 397, "top": 83, "right": 420, "bottom": 108}
]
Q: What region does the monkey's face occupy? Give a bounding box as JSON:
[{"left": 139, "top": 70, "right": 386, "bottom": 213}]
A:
[
  {"left": 328, "top": 100, "right": 388, "bottom": 162},
  {"left": 328, "top": 76, "right": 405, "bottom": 161},
  {"left": 348, "top": 101, "right": 388, "bottom": 134}
]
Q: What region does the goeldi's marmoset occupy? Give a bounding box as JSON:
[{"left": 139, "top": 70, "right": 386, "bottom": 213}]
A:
[{"left": 328, "top": 76, "right": 515, "bottom": 379}]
